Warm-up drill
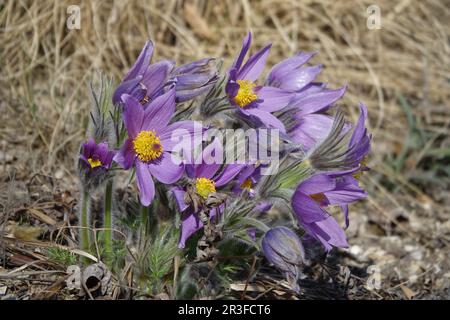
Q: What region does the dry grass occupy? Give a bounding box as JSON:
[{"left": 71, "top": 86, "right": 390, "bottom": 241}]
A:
[{"left": 1, "top": 0, "right": 449, "bottom": 299}]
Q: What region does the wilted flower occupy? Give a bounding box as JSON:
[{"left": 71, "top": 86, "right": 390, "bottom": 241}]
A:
[
  {"left": 172, "top": 139, "right": 244, "bottom": 248},
  {"left": 78, "top": 138, "right": 115, "bottom": 188},
  {"left": 291, "top": 173, "right": 367, "bottom": 251},
  {"left": 113, "top": 88, "right": 201, "bottom": 206},
  {"left": 225, "top": 32, "right": 294, "bottom": 133},
  {"left": 262, "top": 226, "right": 305, "bottom": 292}
]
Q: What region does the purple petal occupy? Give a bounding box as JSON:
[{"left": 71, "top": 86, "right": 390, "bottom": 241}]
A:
[
  {"left": 113, "top": 139, "right": 135, "bottom": 170},
  {"left": 292, "top": 189, "right": 329, "bottom": 224},
  {"left": 172, "top": 187, "right": 189, "bottom": 212},
  {"left": 306, "top": 216, "right": 349, "bottom": 251},
  {"left": 324, "top": 184, "right": 367, "bottom": 205},
  {"left": 273, "top": 65, "right": 322, "bottom": 91},
  {"left": 349, "top": 103, "right": 368, "bottom": 147},
  {"left": 194, "top": 138, "right": 223, "bottom": 179},
  {"left": 179, "top": 211, "right": 202, "bottom": 248},
  {"left": 82, "top": 138, "right": 97, "bottom": 158},
  {"left": 267, "top": 51, "right": 317, "bottom": 86},
  {"left": 175, "top": 82, "right": 216, "bottom": 102},
  {"left": 123, "top": 41, "right": 154, "bottom": 81},
  {"left": 225, "top": 80, "right": 240, "bottom": 100},
  {"left": 245, "top": 108, "right": 286, "bottom": 133},
  {"left": 173, "top": 58, "right": 215, "bottom": 75},
  {"left": 290, "top": 114, "right": 334, "bottom": 149},
  {"left": 142, "top": 88, "right": 176, "bottom": 132},
  {"left": 112, "top": 76, "right": 143, "bottom": 105},
  {"left": 136, "top": 161, "right": 155, "bottom": 206},
  {"left": 293, "top": 86, "right": 346, "bottom": 116},
  {"left": 297, "top": 174, "right": 336, "bottom": 195},
  {"left": 121, "top": 94, "right": 145, "bottom": 138},
  {"left": 159, "top": 120, "right": 204, "bottom": 157},
  {"left": 238, "top": 44, "right": 272, "bottom": 82},
  {"left": 257, "top": 87, "right": 294, "bottom": 112},
  {"left": 148, "top": 152, "right": 184, "bottom": 184},
  {"left": 141, "top": 60, "right": 175, "bottom": 99},
  {"left": 231, "top": 32, "right": 252, "bottom": 72},
  {"left": 179, "top": 207, "right": 221, "bottom": 248},
  {"left": 214, "top": 164, "right": 245, "bottom": 187}
]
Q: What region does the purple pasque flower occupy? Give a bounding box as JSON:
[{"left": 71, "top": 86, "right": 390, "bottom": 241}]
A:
[
  {"left": 78, "top": 139, "right": 115, "bottom": 189},
  {"left": 231, "top": 163, "right": 262, "bottom": 196},
  {"left": 262, "top": 226, "right": 305, "bottom": 292},
  {"left": 291, "top": 173, "right": 367, "bottom": 251},
  {"left": 113, "top": 41, "right": 174, "bottom": 106},
  {"left": 287, "top": 85, "right": 347, "bottom": 150},
  {"left": 170, "top": 58, "right": 219, "bottom": 102},
  {"left": 225, "top": 32, "right": 294, "bottom": 133},
  {"left": 266, "top": 49, "right": 349, "bottom": 150},
  {"left": 172, "top": 139, "right": 244, "bottom": 248},
  {"left": 114, "top": 88, "right": 201, "bottom": 206},
  {"left": 113, "top": 41, "right": 218, "bottom": 106},
  {"left": 79, "top": 138, "right": 115, "bottom": 171}
]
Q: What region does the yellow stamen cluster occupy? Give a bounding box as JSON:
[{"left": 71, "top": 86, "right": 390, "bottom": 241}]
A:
[
  {"left": 240, "top": 178, "right": 253, "bottom": 190},
  {"left": 133, "top": 130, "right": 164, "bottom": 162},
  {"left": 233, "top": 80, "right": 258, "bottom": 108},
  {"left": 88, "top": 158, "right": 102, "bottom": 169},
  {"left": 195, "top": 177, "right": 216, "bottom": 199},
  {"left": 353, "top": 157, "right": 368, "bottom": 180}
]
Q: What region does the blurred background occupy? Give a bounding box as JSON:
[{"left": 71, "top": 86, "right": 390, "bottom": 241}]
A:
[{"left": 1, "top": 0, "right": 449, "bottom": 299}]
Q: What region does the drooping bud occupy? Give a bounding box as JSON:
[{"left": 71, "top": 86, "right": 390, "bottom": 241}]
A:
[{"left": 261, "top": 226, "right": 305, "bottom": 292}]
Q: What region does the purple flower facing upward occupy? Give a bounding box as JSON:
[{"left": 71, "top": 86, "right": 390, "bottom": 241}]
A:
[
  {"left": 291, "top": 173, "right": 367, "bottom": 251},
  {"left": 172, "top": 139, "right": 244, "bottom": 248},
  {"left": 225, "top": 32, "right": 295, "bottom": 133},
  {"left": 114, "top": 88, "right": 201, "bottom": 206},
  {"left": 113, "top": 41, "right": 218, "bottom": 106},
  {"left": 262, "top": 226, "right": 305, "bottom": 292}
]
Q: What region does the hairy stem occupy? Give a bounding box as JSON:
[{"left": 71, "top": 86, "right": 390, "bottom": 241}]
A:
[
  {"left": 80, "top": 188, "right": 91, "bottom": 262},
  {"left": 104, "top": 179, "right": 114, "bottom": 265}
]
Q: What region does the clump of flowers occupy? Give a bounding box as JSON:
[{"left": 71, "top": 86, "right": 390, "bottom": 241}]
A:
[{"left": 75, "top": 32, "right": 371, "bottom": 298}]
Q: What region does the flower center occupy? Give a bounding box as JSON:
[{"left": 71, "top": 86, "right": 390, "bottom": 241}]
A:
[
  {"left": 233, "top": 80, "right": 258, "bottom": 108},
  {"left": 240, "top": 178, "right": 253, "bottom": 190},
  {"left": 133, "top": 130, "right": 164, "bottom": 162},
  {"left": 140, "top": 95, "right": 150, "bottom": 105},
  {"left": 353, "top": 156, "right": 368, "bottom": 180},
  {"left": 310, "top": 193, "right": 327, "bottom": 205},
  {"left": 87, "top": 158, "right": 102, "bottom": 169},
  {"left": 195, "top": 177, "right": 216, "bottom": 199}
]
